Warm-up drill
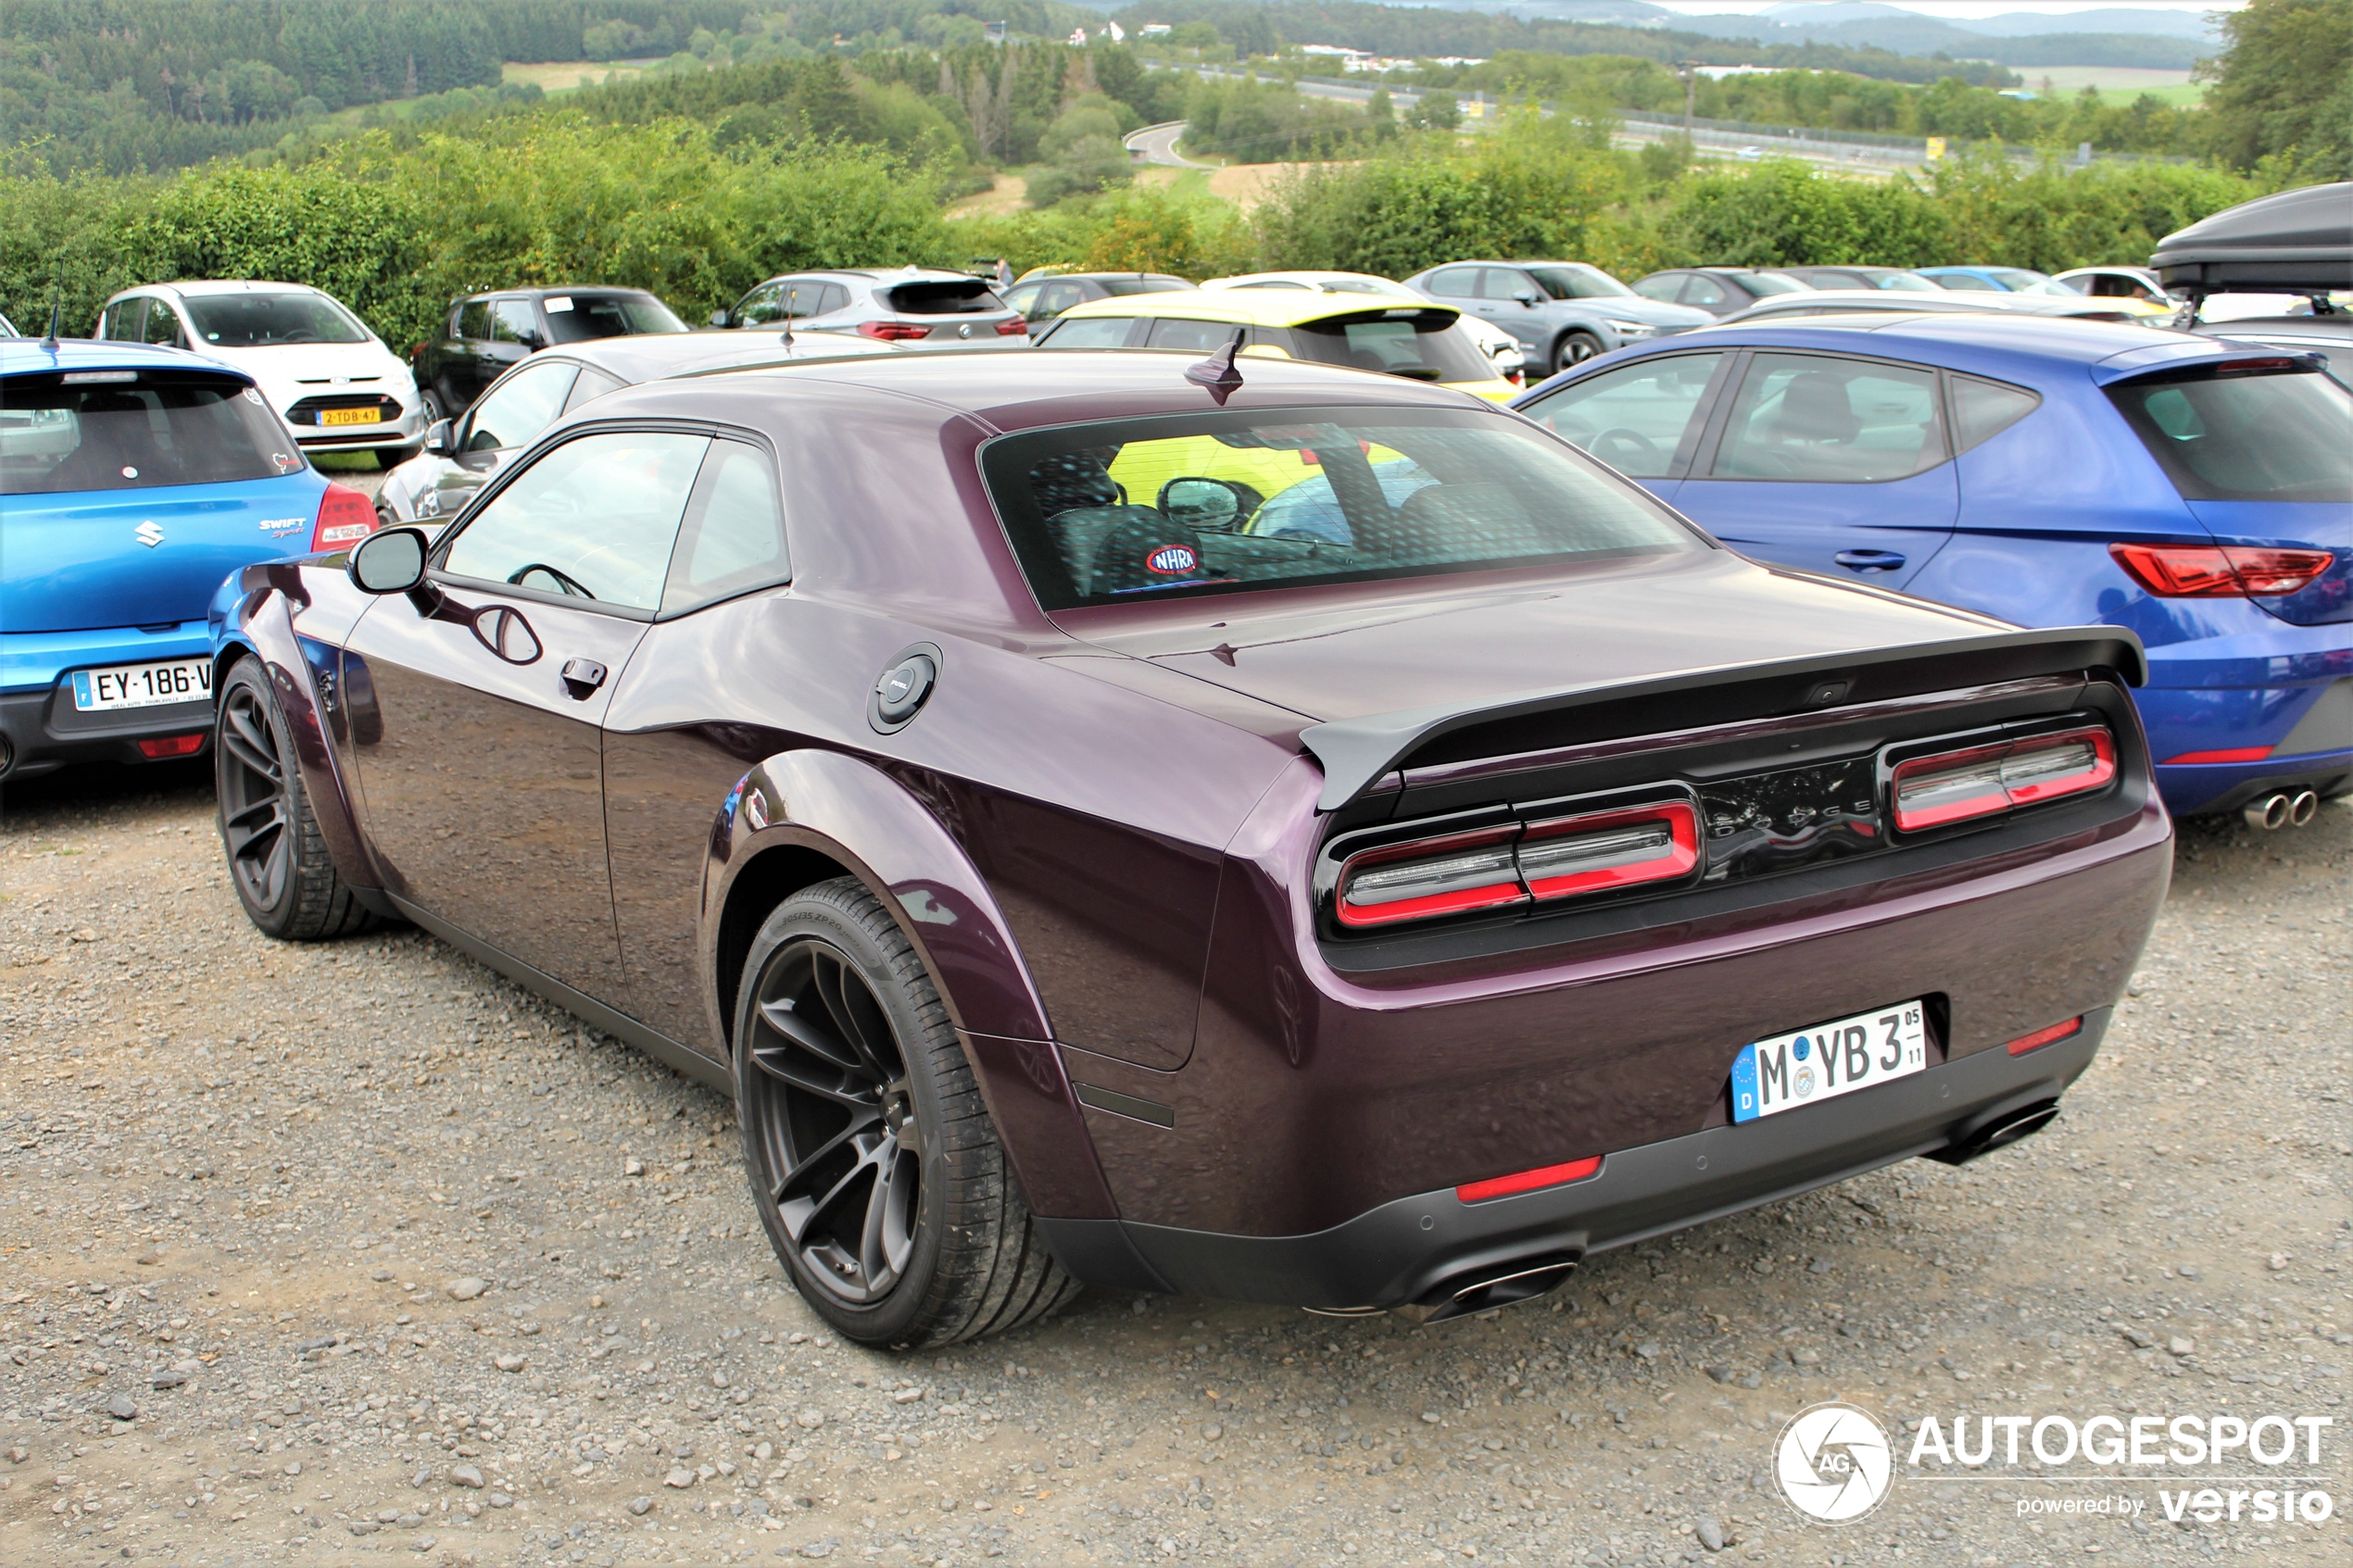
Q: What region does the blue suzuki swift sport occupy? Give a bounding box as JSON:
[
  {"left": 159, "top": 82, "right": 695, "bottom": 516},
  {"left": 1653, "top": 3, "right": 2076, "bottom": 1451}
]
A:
[
  {"left": 2, "top": 336, "right": 375, "bottom": 780},
  {"left": 1515, "top": 314, "right": 2351, "bottom": 821}
]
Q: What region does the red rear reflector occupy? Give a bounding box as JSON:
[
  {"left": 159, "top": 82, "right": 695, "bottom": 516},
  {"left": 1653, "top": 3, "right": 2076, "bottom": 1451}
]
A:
[
  {"left": 857, "top": 321, "right": 932, "bottom": 341},
  {"left": 137, "top": 734, "right": 206, "bottom": 759},
  {"left": 1336, "top": 826, "right": 1527, "bottom": 929},
  {"left": 2163, "top": 746, "right": 2272, "bottom": 765},
  {"left": 1520, "top": 800, "right": 1699, "bottom": 901},
  {"left": 1892, "top": 727, "right": 2115, "bottom": 831},
  {"left": 1458, "top": 1156, "right": 1602, "bottom": 1204},
  {"left": 311, "top": 483, "right": 377, "bottom": 550},
  {"left": 996, "top": 319, "right": 1029, "bottom": 335},
  {"left": 2110, "top": 543, "right": 2333, "bottom": 598},
  {"left": 2006, "top": 1017, "right": 2082, "bottom": 1056}
]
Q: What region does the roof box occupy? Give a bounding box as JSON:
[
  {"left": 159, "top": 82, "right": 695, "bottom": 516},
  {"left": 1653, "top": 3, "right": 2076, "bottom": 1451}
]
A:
[{"left": 2151, "top": 182, "right": 2352, "bottom": 298}]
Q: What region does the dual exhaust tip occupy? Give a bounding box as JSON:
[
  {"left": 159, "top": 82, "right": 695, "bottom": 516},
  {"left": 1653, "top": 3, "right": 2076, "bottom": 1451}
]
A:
[{"left": 2244, "top": 790, "right": 2322, "bottom": 831}]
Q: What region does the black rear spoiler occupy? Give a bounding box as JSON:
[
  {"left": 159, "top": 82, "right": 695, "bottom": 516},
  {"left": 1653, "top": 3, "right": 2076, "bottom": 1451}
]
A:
[{"left": 1298, "top": 626, "right": 2146, "bottom": 812}]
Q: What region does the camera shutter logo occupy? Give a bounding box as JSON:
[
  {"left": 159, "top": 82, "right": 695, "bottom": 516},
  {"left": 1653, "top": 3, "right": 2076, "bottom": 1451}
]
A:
[{"left": 1774, "top": 1400, "right": 1894, "bottom": 1524}]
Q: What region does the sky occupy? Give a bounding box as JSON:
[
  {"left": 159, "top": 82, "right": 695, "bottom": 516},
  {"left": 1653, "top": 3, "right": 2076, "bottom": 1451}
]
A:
[{"left": 1640, "top": 3, "right": 2243, "bottom": 16}]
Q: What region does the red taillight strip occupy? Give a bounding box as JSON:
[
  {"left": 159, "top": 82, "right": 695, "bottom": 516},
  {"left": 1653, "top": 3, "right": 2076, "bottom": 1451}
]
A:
[
  {"left": 1890, "top": 726, "right": 2115, "bottom": 832},
  {"left": 1519, "top": 800, "right": 1698, "bottom": 901},
  {"left": 2110, "top": 543, "right": 2334, "bottom": 599},
  {"left": 2006, "top": 1017, "right": 2083, "bottom": 1056},
  {"left": 2163, "top": 746, "right": 2272, "bottom": 764},
  {"left": 1334, "top": 825, "right": 1527, "bottom": 929},
  {"left": 1458, "top": 1156, "right": 1602, "bottom": 1204}
]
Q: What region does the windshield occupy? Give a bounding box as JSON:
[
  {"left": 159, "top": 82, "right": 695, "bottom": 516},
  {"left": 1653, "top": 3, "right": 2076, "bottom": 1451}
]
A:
[
  {"left": 983, "top": 405, "right": 1698, "bottom": 610},
  {"left": 541, "top": 293, "right": 687, "bottom": 344},
  {"left": 2107, "top": 368, "right": 2352, "bottom": 503},
  {"left": 1101, "top": 277, "right": 1192, "bottom": 295},
  {"left": 1876, "top": 272, "right": 1941, "bottom": 293},
  {"left": 1743, "top": 273, "right": 1812, "bottom": 296},
  {"left": 182, "top": 293, "right": 368, "bottom": 347},
  {"left": 1288, "top": 309, "right": 1494, "bottom": 383},
  {"left": 1, "top": 370, "right": 300, "bottom": 493},
  {"left": 1528, "top": 265, "right": 1634, "bottom": 301}
]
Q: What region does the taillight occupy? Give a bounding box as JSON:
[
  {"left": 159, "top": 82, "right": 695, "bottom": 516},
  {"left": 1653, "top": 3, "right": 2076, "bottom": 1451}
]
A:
[
  {"left": 858, "top": 321, "right": 932, "bottom": 341},
  {"left": 1457, "top": 1155, "right": 1601, "bottom": 1204},
  {"left": 2007, "top": 1017, "right": 2082, "bottom": 1056},
  {"left": 1519, "top": 800, "right": 1698, "bottom": 901},
  {"left": 2109, "top": 543, "right": 2333, "bottom": 598},
  {"left": 1890, "top": 726, "right": 2115, "bottom": 832},
  {"left": 2163, "top": 746, "right": 2271, "bottom": 764},
  {"left": 1336, "top": 826, "right": 1526, "bottom": 929},
  {"left": 996, "top": 319, "right": 1030, "bottom": 336},
  {"left": 311, "top": 483, "right": 378, "bottom": 550}
]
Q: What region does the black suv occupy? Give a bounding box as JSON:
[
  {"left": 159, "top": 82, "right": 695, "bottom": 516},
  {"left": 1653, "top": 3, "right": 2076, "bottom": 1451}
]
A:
[{"left": 409, "top": 288, "right": 688, "bottom": 419}]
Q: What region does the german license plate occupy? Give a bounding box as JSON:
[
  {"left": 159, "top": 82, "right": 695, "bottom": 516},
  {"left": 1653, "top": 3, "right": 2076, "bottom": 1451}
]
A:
[
  {"left": 70, "top": 659, "right": 212, "bottom": 712},
  {"left": 1730, "top": 1000, "right": 1927, "bottom": 1123},
  {"left": 320, "top": 407, "right": 379, "bottom": 426}
]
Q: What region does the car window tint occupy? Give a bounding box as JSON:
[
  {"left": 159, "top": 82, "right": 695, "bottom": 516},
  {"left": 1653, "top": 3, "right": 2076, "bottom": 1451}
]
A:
[
  {"left": 735, "top": 283, "right": 787, "bottom": 325},
  {"left": 443, "top": 431, "right": 707, "bottom": 611},
  {"left": 1630, "top": 275, "right": 1685, "bottom": 304},
  {"left": 1290, "top": 311, "right": 1492, "bottom": 383},
  {"left": 1681, "top": 275, "right": 1728, "bottom": 307},
  {"left": 1949, "top": 375, "right": 2042, "bottom": 454},
  {"left": 457, "top": 300, "right": 492, "bottom": 339},
  {"left": 1743, "top": 273, "right": 1811, "bottom": 297},
  {"left": 464, "top": 360, "right": 579, "bottom": 452},
  {"left": 183, "top": 292, "right": 368, "bottom": 347},
  {"left": 1002, "top": 284, "right": 1041, "bottom": 318},
  {"left": 1710, "top": 355, "right": 1946, "bottom": 483},
  {"left": 1518, "top": 352, "right": 1724, "bottom": 479},
  {"left": 142, "top": 303, "right": 183, "bottom": 347},
  {"left": 1423, "top": 269, "right": 1479, "bottom": 298},
  {"left": 1478, "top": 269, "right": 1533, "bottom": 301},
  {"left": 561, "top": 366, "right": 625, "bottom": 414},
  {"left": 2106, "top": 370, "right": 2352, "bottom": 503},
  {"left": 490, "top": 299, "right": 538, "bottom": 345},
  {"left": 1038, "top": 317, "right": 1137, "bottom": 349},
  {"left": 0, "top": 372, "right": 299, "bottom": 495},
  {"left": 544, "top": 293, "right": 686, "bottom": 344},
  {"left": 101, "top": 300, "right": 145, "bottom": 340},
  {"left": 1037, "top": 281, "right": 1088, "bottom": 317},
  {"left": 661, "top": 440, "right": 788, "bottom": 616},
  {"left": 1147, "top": 319, "right": 1241, "bottom": 352}
]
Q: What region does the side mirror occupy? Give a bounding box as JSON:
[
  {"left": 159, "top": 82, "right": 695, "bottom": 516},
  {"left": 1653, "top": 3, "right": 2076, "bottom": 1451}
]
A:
[
  {"left": 1514, "top": 291, "right": 1543, "bottom": 307},
  {"left": 708, "top": 309, "right": 732, "bottom": 328},
  {"left": 422, "top": 419, "right": 454, "bottom": 458},
  {"left": 348, "top": 526, "right": 429, "bottom": 596},
  {"left": 1159, "top": 477, "right": 1247, "bottom": 532}
]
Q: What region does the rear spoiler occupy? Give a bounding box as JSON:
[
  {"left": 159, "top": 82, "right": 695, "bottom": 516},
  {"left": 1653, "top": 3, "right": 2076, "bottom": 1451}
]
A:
[{"left": 1298, "top": 626, "right": 2146, "bottom": 812}]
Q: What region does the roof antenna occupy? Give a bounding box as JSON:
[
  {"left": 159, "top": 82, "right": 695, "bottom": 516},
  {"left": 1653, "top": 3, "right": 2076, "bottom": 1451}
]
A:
[
  {"left": 40, "top": 298, "right": 61, "bottom": 352},
  {"left": 777, "top": 286, "right": 795, "bottom": 352},
  {"left": 1186, "top": 328, "right": 1246, "bottom": 405}
]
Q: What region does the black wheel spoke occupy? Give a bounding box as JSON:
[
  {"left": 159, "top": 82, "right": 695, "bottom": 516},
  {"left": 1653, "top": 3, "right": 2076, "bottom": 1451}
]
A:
[
  {"left": 218, "top": 687, "right": 292, "bottom": 910},
  {"left": 766, "top": 1109, "right": 884, "bottom": 1211},
  {"left": 754, "top": 996, "right": 866, "bottom": 1078}
]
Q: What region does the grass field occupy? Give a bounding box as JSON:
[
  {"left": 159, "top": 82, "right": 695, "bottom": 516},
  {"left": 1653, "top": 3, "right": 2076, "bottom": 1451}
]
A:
[
  {"left": 501, "top": 59, "right": 660, "bottom": 94},
  {"left": 2011, "top": 66, "right": 2205, "bottom": 107}
]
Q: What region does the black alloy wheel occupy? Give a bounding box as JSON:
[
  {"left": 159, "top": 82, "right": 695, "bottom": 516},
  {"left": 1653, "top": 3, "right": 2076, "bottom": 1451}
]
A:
[
  {"left": 214, "top": 657, "right": 377, "bottom": 941},
  {"left": 1557, "top": 331, "right": 1604, "bottom": 372},
  {"left": 735, "top": 879, "right": 1078, "bottom": 1348}
]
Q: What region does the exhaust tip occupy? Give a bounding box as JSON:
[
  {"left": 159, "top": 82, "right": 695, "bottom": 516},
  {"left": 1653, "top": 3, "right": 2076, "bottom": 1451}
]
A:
[
  {"left": 2290, "top": 790, "right": 2320, "bottom": 827},
  {"left": 2244, "top": 793, "right": 2292, "bottom": 831},
  {"left": 1929, "top": 1100, "right": 2059, "bottom": 1166},
  {"left": 1394, "top": 1251, "right": 1580, "bottom": 1325}
]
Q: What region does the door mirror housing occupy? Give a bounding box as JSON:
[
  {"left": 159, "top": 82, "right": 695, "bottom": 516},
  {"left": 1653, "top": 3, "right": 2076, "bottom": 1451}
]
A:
[
  {"left": 348, "top": 526, "right": 430, "bottom": 596},
  {"left": 708, "top": 308, "right": 732, "bottom": 328},
  {"left": 1514, "top": 291, "right": 1544, "bottom": 307},
  {"left": 422, "top": 419, "right": 455, "bottom": 458}
]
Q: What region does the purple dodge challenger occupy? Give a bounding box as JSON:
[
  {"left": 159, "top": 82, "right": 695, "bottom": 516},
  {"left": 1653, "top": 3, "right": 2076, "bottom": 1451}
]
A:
[{"left": 208, "top": 351, "right": 2171, "bottom": 1346}]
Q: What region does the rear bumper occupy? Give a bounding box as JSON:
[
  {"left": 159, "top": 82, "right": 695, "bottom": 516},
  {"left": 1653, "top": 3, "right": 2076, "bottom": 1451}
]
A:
[
  {"left": 2140, "top": 633, "right": 2351, "bottom": 815},
  {"left": 1039, "top": 1010, "right": 2105, "bottom": 1311},
  {"left": 0, "top": 624, "right": 214, "bottom": 778}
]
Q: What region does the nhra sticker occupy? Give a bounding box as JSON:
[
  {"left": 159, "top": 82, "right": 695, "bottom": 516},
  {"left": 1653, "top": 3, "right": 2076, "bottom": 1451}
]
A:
[{"left": 1145, "top": 545, "right": 1200, "bottom": 575}]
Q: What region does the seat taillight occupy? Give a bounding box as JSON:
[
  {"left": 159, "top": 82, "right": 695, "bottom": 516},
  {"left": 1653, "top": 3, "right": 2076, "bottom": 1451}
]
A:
[
  {"left": 2110, "top": 543, "right": 2333, "bottom": 599},
  {"left": 1334, "top": 798, "right": 1699, "bottom": 930},
  {"left": 1335, "top": 827, "right": 1526, "bottom": 929},
  {"left": 1891, "top": 727, "right": 2115, "bottom": 832},
  {"left": 1520, "top": 800, "right": 1698, "bottom": 901},
  {"left": 858, "top": 321, "right": 932, "bottom": 341}
]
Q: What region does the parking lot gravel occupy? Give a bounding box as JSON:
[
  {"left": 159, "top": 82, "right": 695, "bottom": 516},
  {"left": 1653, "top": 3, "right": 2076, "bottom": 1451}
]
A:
[{"left": 0, "top": 759, "right": 2346, "bottom": 1568}]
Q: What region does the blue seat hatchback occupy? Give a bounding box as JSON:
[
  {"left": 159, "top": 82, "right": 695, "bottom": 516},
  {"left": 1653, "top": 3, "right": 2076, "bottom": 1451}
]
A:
[
  {"left": 2, "top": 337, "right": 369, "bottom": 781},
  {"left": 1515, "top": 314, "right": 2351, "bottom": 820}
]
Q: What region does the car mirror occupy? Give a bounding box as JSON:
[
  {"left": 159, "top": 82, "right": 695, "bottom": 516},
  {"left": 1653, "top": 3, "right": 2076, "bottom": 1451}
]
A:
[
  {"left": 1159, "top": 478, "right": 1245, "bottom": 532},
  {"left": 422, "top": 419, "right": 455, "bottom": 458},
  {"left": 348, "top": 526, "right": 429, "bottom": 595},
  {"left": 1514, "top": 291, "right": 1543, "bottom": 307},
  {"left": 520, "top": 331, "right": 547, "bottom": 350},
  {"left": 708, "top": 309, "right": 731, "bottom": 328}
]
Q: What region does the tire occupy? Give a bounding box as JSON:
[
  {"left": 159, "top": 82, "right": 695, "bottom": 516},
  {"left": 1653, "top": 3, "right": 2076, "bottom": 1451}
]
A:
[
  {"left": 420, "top": 388, "right": 448, "bottom": 426},
  {"left": 1555, "top": 332, "right": 1604, "bottom": 373},
  {"left": 735, "top": 877, "right": 1079, "bottom": 1348},
  {"left": 214, "top": 657, "right": 378, "bottom": 941}
]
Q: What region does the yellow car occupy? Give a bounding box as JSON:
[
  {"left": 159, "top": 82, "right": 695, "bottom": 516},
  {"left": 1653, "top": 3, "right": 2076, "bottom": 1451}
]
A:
[{"left": 1032, "top": 287, "right": 1520, "bottom": 403}]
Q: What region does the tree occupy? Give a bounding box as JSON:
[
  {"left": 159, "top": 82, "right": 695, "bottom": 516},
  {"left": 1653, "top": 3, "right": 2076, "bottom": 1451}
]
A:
[{"left": 2196, "top": 0, "right": 2353, "bottom": 179}]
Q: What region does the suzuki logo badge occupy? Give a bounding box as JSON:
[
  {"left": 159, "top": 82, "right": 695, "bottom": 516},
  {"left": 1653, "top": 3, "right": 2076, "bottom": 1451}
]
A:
[{"left": 133, "top": 521, "right": 164, "bottom": 547}]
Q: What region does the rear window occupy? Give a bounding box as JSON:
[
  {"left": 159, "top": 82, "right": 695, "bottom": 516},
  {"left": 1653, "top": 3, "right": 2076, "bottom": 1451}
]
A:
[
  {"left": 1101, "top": 277, "right": 1192, "bottom": 295},
  {"left": 541, "top": 293, "right": 686, "bottom": 345},
  {"left": 0, "top": 370, "right": 300, "bottom": 494},
  {"left": 2107, "top": 367, "right": 2353, "bottom": 503},
  {"left": 182, "top": 292, "right": 368, "bottom": 347},
  {"left": 982, "top": 405, "right": 1699, "bottom": 610},
  {"left": 884, "top": 279, "right": 1009, "bottom": 317},
  {"left": 1742, "top": 273, "right": 1811, "bottom": 297},
  {"left": 1287, "top": 309, "right": 1492, "bottom": 384},
  {"left": 1527, "top": 265, "right": 1632, "bottom": 301}
]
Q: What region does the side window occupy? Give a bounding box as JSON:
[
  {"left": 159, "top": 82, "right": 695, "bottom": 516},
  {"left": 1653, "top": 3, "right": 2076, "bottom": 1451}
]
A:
[
  {"left": 1681, "top": 275, "right": 1729, "bottom": 308},
  {"left": 1519, "top": 352, "right": 1726, "bottom": 480},
  {"left": 490, "top": 298, "right": 538, "bottom": 345},
  {"left": 101, "top": 299, "right": 146, "bottom": 340},
  {"left": 561, "top": 366, "right": 625, "bottom": 414},
  {"left": 661, "top": 439, "right": 788, "bottom": 616},
  {"left": 1709, "top": 354, "right": 1948, "bottom": 483},
  {"left": 457, "top": 299, "right": 493, "bottom": 340},
  {"left": 1038, "top": 316, "right": 1139, "bottom": 349},
  {"left": 1631, "top": 274, "right": 1686, "bottom": 304},
  {"left": 1146, "top": 318, "right": 1240, "bottom": 352},
  {"left": 463, "top": 360, "right": 580, "bottom": 452},
  {"left": 1949, "top": 374, "right": 2041, "bottom": 453},
  {"left": 815, "top": 283, "right": 850, "bottom": 316},
  {"left": 1479, "top": 269, "right": 1534, "bottom": 301},
  {"left": 1423, "top": 269, "right": 1479, "bottom": 298},
  {"left": 1035, "top": 281, "right": 1088, "bottom": 318},
  {"left": 143, "top": 302, "right": 184, "bottom": 347},
  {"left": 735, "top": 283, "right": 786, "bottom": 326},
  {"left": 1001, "top": 283, "right": 1042, "bottom": 319},
  {"left": 442, "top": 430, "right": 709, "bottom": 612}
]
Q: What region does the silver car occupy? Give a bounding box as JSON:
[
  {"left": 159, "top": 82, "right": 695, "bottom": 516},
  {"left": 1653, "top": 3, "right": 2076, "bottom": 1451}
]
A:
[
  {"left": 1404, "top": 260, "right": 1712, "bottom": 374},
  {"left": 710, "top": 268, "right": 1030, "bottom": 346}
]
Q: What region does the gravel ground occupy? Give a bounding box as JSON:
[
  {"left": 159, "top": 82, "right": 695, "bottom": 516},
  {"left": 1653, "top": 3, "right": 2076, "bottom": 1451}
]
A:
[{"left": 0, "top": 759, "right": 2346, "bottom": 1568}]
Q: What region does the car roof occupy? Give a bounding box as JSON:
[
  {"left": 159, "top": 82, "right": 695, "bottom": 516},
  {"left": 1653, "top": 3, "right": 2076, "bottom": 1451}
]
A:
[
  {"left": 463, "top": 286, "right": 663, "bottom": 301},
  {"left": 531, "top": 330, "right": 895, "bottom": 381},
  {"left": 0, "top": 337, "right": 251, "bottom": 377},
  {"left": 1590, "top": 312, "right": 2266, "bottom": 382},
  {"left": 120, "top": 280, "right": 326, "bottom": 298},
  {"left": 1057, "top": 286, "right": 1458, "bottom": 331},
  {"left": 760, "top": 268, "right": 985, "bottom": 284}
]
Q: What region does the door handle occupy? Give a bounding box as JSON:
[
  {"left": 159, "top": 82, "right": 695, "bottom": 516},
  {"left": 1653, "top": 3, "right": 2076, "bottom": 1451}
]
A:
[
  {"left": 1834, "top": 549, "right": 1906, "bottom": 571},
  {"left": 560, "top": 658, "right": 607, "bottom": 698}
]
